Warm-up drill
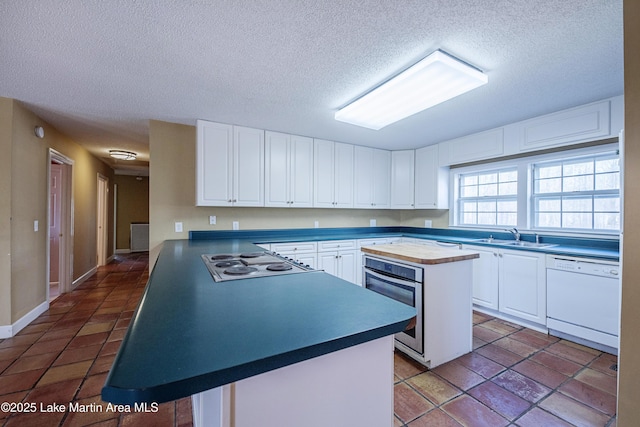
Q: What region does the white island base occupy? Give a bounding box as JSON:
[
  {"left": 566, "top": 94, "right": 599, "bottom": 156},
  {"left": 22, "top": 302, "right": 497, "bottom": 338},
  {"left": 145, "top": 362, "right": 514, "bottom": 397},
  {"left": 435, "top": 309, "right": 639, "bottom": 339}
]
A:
[{"left": 192, "top": 335, "right": 395, "bottom": 427}]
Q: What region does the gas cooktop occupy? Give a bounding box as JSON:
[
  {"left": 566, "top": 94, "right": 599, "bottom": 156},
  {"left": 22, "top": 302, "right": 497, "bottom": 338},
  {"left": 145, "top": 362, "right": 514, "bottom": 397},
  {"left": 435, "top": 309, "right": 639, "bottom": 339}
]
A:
[{"left": 201, "top": 251, "right": 314, "bottom": 282}]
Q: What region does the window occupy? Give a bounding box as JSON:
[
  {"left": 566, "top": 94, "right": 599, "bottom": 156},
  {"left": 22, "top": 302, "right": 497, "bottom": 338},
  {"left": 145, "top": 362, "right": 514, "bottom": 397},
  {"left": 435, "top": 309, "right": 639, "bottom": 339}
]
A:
[
  {"left": 458, "top": 168, "right": 518, "bottom": 227},
  {"left": 532, "top": 152, "right": 620, "bottom": 231},
  {"left": 451, "top": 144, "right": 620, "bottom": 234}
]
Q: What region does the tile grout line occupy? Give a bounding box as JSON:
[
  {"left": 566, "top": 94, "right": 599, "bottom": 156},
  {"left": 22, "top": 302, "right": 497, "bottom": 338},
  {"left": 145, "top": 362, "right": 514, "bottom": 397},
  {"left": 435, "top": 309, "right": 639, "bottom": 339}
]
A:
[{"left": 394, "top": 315, "right": 617, "bottom": 426}]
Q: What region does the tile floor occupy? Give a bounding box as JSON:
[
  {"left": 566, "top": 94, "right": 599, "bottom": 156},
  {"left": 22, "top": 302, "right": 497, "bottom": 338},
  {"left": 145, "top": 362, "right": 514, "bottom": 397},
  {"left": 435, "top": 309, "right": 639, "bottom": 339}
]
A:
[
  {"left": 0, "top": 253, "right": 618, "bottom": 427},
  {"left": 394, "top": 312, "right": 618, "bottom": 427}
]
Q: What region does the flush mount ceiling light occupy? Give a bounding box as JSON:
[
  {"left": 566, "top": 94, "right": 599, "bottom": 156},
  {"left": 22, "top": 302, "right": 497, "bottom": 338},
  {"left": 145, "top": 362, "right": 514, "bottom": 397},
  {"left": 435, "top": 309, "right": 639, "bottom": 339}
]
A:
[
  {"left": 109, "top": 150, "right": 137, "bottom": 160},
  {"left": 335, "top": 50, "right": 488, "bottom": 130}
]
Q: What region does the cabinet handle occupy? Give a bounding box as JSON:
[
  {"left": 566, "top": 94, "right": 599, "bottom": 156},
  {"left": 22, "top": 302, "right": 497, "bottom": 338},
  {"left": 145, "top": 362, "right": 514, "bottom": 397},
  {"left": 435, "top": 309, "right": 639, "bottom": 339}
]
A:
[
  {"left": 493, "top": 253, "right": 498, "bottom": 257},
  {"left": 499, "top": 253, "right": 503, "bottom": 258},
  {"left": 227, "top": 199, "right": 232, "bottom": 203}
]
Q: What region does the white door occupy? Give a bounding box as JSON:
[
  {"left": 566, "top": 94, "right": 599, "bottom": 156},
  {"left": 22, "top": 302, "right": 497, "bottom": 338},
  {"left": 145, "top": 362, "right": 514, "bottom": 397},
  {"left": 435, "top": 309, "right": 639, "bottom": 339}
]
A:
[
  {"left": 372, "top": 149, "right": 391, "bottom": 208},
  {"left": 465, "top": 245, "right": 500, "bottom": 310},
  {"left": 391, "top": 150, "right": 415, "bottom": 208},
  {"left": 314, "top": 139, "right": 335, "bottom": 207},
  {"left": 265, "top": 131, "right": 290, "bottom": 207},
  {"left": 317, "top": 252, "right": 338, "bottom": 276},
  {"left": 197, "top": 121, "right": 234, "bottom": 206},
  {"left": 97, "top": 175, "right": 109, "bottom": 266},
  {"left": 333, "top": 142, "right": 354, "bottom": 208},
  {"left": 338, "top": 250, "right": 357, "bottom": 284},
  {"left": 233, "top": 126, "right": 264, "bottom": 206},
  {"left": 499, "top": 250, "right": 546, "bottom": 323},
  {"left": 290, "top": 136, "right": 314, "bottom": 207},
  {"left": 50, "top": 164, "right": 62, "bottom": 286},
  {"left": 353, "top": 146, "right": 374, "bottom": 208}
]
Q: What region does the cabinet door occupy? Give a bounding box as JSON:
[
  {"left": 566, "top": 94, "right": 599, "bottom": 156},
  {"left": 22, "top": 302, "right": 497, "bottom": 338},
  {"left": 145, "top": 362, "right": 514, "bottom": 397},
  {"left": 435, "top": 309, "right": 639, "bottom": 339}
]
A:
[
  {"left": 390, "top": 150, "right": 415, "bottom": 208},
  {"left": 372, "top": 149, "right": 391, "bottom": 208},
  {"left": 353, "top": 146, "right": 374, "bottom": 208},
  {"left": 234, "top": 126, "right": 264, "bottom": 206},
  {"left": 499, "top": 250, "right": 546, "bottom": 324},
  {"left": 295, "top": 253, "right": 317, "bottom": 270},
  {"left": 415, "top": 145, "right": 448, "bottom": 209},
  {"left": 317, "top": 251, "right": 338, "bottom": 276},
  {"left": 338, "top": 250, "right": 357, "bottom": 284},
  {"left": 334, "top": 142, "right": 354, "bottom": 208},
  {"left": 290, "top": 136, "right": 314, "bottom": 207},
  {"left": 196, "top": 120, "right": 233, "bottom": 206},
  {"left": 313, "top": 139, "right": 336, "bottom": 208},
  {"left": 265, "top": 131, "right": 290, "bottom": 207},
  {"left": 463, "top": 245, "right": 499, "bottom": 310}
]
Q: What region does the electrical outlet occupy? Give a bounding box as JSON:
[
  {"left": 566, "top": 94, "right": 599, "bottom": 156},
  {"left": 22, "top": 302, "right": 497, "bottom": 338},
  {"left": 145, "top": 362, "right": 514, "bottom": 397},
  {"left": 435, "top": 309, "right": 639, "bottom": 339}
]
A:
[
  {"left": 370, "top": 219, "right": 376, "bottom": 227},
  {"left": 314, "top": 221, "right": 319, "bottom": 228},
  {"left": 424, "top": 220, "right": 432, "bottom": 228},
  {"left": 209, "top": 215, "right": 216, "bottom": 225},
  {"left": 34, "top": 220, "right": 39, "bottom": 232},
  {"left": 232, "top": 221, "right": 239, "bottom": 230},
  {"left": 175, "top": 222, "right": 183, "bottom": 233}
]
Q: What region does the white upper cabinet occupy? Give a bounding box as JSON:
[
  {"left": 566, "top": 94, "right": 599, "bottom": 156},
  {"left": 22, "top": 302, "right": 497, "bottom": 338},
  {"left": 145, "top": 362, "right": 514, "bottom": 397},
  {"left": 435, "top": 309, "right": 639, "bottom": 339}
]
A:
[
  {"left": 314, "top": 139, "right": 354, "bottom": 208},
  {"left": 414, "top": 145, "right": 448, "bottom": 209},
  {"left": 354, "top": 146, "right": 391, "bottom": 209},
  {"left": 265, "top": 131, "right": 314, "bottom": 207},
  {"left": 197, "top": 120, "right": 264, "bottom": 207},
  {"left": 390, "top": 150, "right": 415, "bottom": 209},
  {"left": 438, "top": 96, "right": 623, "bottom": 167}
]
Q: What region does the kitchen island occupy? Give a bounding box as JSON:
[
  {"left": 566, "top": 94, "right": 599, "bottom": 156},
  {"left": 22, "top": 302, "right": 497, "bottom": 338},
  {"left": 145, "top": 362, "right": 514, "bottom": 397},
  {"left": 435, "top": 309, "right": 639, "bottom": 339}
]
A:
[
  {"left": 362, "top": 243, "right": 479, "bottom": 368},
  {"left": 101, "top": 239, "right": 415, "bottom": 427}
]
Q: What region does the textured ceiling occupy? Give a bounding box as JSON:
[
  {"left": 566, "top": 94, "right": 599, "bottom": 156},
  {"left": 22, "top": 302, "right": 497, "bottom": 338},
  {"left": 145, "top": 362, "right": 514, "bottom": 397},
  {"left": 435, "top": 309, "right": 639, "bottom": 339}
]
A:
[{"left": 0, "top": 1, "right": 623, "bottom": 174}]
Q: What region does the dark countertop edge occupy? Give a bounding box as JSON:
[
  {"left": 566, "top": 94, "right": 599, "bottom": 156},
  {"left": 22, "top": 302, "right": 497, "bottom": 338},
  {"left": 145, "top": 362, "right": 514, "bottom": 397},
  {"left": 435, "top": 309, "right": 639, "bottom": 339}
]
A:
[
  {"left": 189, "top": 227, "right": 620, "bottom": 261},
  {"left": 101, "top": 321, "right": 408, "bottom": 405}
]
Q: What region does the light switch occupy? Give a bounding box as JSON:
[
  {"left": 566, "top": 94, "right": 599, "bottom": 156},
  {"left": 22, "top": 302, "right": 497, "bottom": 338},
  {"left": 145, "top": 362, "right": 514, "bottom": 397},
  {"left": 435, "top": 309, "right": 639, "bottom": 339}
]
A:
[
  {"left": 232, "top": 221, "right": 239, "bottom": 230},
  {"left": 175, "top": 222, "right": 183, "bottom": 233},
  {"left": 314, "top": 221, "right": 319, "bottom": 228},
  {"left": 424, "top": 220, "right": 432, "bottom": 228},
  {"left": 370, "top": 219, "right": 376, "bottom": 227},
  {"left": 209, "top": 215, "right": 216, "bottom": 225},
  {"left": 34, "top": 220, "right": 39, "bottom": 232}
]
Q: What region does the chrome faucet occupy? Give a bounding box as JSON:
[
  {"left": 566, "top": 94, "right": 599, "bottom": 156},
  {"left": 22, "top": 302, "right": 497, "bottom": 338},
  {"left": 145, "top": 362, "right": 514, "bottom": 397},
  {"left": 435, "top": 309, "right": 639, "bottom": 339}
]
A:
[{"left": 506, "top": 228, "right": 520, "bottom": 241}]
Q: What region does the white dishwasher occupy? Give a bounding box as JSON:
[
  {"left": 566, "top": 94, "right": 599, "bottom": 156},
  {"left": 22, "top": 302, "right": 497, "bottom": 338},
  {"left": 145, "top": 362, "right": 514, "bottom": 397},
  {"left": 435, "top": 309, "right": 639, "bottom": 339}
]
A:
[{"left": 546, "top": 255, "right": 620, "bottom": 353}]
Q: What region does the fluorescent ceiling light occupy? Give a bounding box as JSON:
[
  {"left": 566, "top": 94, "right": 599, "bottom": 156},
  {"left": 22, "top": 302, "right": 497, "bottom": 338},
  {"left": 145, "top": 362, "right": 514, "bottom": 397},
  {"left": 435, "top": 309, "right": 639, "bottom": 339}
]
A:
[
  {"left": 109, "top": 150, "right": 137, "bottom": 160},
  {"left": 335, "top": 50, "right": 488, "bottom": 130}
]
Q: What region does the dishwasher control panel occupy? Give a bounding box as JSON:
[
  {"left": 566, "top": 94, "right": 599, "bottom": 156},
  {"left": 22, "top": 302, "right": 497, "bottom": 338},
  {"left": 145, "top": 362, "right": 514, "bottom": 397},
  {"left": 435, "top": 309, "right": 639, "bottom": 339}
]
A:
[{"left": 546, "top": 256, "right": 619, "bottom": 278}]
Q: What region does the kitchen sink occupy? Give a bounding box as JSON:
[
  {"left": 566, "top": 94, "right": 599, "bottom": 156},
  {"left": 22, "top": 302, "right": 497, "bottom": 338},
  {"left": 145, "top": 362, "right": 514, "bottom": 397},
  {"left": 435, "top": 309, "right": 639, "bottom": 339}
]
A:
[
  {"left": 470, "top": 238, "right": 556, "bottom": 248},
  {"left": 501, "top": 241, "right": 557, "bottom": 248}
]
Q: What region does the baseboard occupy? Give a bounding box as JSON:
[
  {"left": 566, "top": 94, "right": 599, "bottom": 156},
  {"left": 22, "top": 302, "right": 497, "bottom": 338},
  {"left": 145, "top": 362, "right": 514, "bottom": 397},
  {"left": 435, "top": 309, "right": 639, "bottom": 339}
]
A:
[
  {"left": 115, "top": 249, "right": 131, "bottom": 254},
  {"left": 72, "top": 266, "right": 98, "bottom": 290},
  {"left": 0, "top": 301, "right": 49, "bottom": 338}
]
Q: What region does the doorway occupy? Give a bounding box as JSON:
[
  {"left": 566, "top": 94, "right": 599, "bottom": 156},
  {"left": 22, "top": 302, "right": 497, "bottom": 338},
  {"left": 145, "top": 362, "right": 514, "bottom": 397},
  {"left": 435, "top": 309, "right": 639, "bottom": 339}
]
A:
[
  {"left": 48, "top": 150, "right": 73, "bottom": 301},
  {"left": 97, "top": 174, "right": 109, "bottom": 267}
]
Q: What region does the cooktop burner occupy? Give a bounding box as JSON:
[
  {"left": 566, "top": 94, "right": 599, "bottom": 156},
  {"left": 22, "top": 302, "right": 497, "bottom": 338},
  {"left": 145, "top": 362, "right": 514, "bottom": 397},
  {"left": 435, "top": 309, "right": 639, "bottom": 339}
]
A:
[
  {"left": 201, "top": 251, "right": 314, "bottom": 282},
  {"left": 239, "top": 252, "right": 265, "bottom": 258},
  {"left": 266, "top": 263, "right": 293, "bottom": 271},
  {"left": 210, "top": 254, "right": 234, "bottom": 261},
  {"left": 224, "top": 266, "right": 259, "bottom": 275},
  {"left": 214, "top": 260, "right": 242, "bottom": 268}
]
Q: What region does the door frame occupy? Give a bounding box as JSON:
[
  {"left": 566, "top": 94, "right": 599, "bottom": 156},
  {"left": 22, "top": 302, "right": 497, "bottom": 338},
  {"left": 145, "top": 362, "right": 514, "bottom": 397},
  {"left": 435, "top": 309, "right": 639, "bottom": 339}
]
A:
[
  {"left": 47, "top": 149, "right": 74, "bottom": 299},
  {"left": 97, "top": 174, "right": 109, "bottom": 267}
]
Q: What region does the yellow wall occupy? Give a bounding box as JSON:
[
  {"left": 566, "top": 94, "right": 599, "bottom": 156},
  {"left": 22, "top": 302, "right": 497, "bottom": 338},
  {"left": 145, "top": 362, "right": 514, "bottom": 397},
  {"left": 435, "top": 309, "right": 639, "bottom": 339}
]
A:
[
  {"left": 618, "top": 1, "right": 639, "bottom": 424},
  {"left": 0, "top": 98, "right": 115, "bottom": 325},
  {"left": 148, "top": 120, "right": 447, "bottom": 265},
  {"left": 44, "top": 109, "right": 115, "bottom": 281},
  {"left": 0, "top": 98, "right": 13, "bottom": 326},
  {"left": 114, "top": 175, "right": 149, "bottom": 250}
]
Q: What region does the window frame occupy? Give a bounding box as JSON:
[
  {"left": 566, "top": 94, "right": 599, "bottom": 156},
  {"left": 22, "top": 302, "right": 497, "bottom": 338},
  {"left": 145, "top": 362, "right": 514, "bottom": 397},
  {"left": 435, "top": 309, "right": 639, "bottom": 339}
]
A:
[{"left": 449, "top": 143, "right": 620, "bottom": 237}]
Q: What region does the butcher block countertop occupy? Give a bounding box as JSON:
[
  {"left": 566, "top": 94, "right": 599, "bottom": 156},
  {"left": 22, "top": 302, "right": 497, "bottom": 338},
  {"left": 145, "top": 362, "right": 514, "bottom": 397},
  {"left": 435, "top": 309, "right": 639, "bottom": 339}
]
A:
[{"left": 361, "top": 243, "right": 480, "bottom": 265}]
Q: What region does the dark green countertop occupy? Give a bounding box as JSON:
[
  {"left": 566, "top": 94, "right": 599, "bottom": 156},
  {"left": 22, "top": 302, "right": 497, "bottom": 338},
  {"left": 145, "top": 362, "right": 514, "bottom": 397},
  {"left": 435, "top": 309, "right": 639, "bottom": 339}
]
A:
[{"left": 102, "top": 239, "right": 416, "bottom": 405}]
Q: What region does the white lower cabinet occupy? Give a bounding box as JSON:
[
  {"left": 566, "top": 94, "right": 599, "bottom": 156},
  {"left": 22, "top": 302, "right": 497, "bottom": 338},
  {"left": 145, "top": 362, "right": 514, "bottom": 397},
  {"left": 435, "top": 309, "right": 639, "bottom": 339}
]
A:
[
  {"left": 317, "top": 240, "right": 357, "bottom": 284},
  {"left": 463, "top": 245, "right": 546, "bottom": 326},
  {"left": 271, "top": 242, "right": 317, "bottom": 269}
]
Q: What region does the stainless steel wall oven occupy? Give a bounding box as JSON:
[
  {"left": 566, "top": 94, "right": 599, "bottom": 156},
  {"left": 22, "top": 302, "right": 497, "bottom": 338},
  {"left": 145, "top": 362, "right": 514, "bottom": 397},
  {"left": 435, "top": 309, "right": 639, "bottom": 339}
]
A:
[{"left": 362, "top": 254, "right": 423, "bottom": 354}]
